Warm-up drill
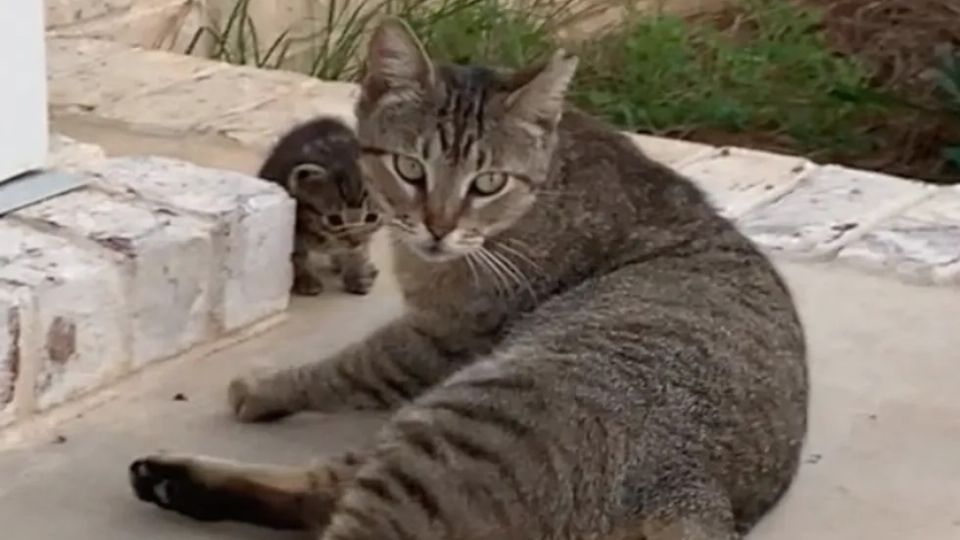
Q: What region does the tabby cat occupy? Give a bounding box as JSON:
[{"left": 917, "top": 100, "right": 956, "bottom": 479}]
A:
[
  {"left": 129, "top": 17, "right": 808, "bottom": 540},
  {"left": 258, "top": 116, "right": 381, "bottom": 295}
]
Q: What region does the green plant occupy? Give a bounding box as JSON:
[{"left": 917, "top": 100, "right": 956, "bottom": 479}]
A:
[
  {"left": 188, "top": 0, "right": 567, "bottom": 79},
  {"left": 571, "top": 0, "right": 885, "bottom": 155},
  {"left": 933, "top": 45, "right": 960, "bottom": 170}
]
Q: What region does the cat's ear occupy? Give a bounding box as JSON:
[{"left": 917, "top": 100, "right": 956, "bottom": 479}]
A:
[
  {"left": 505, "top": 49, "right": 578, "bottom": 130},
  {"left": 288, "top": 163, "right": 326, "bottom": 193},
  {"left": 362, "top": 17, "right": 435, "bottom": 103}
]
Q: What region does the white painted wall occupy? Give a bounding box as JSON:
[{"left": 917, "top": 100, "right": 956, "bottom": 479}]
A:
[{"left": 0, "top": 0, "right": 49, "bottom": 182}]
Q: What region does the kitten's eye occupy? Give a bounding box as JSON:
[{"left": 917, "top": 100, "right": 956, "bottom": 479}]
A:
[
  {"left": 471, "top": 173, "right": 510, "bottom": 196},
  {"left": 325, "top": 215, "right": 344, "bottom": 227},
  {"left": 392, "top": 155, "right": 426, "bottom": 186},
  {"left": 364, "top": 213, "right": 379, "bottom": 224}
]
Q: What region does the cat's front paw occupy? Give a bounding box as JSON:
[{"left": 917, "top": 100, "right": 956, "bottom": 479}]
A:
[
  {"left": 129, "top": 455, "right": 223, "bottom": 522},
  {"left": 292, "top": 272, "right": 324, "bottom": 296},
  {"left": 227, "top": 376, "right": 295, "bottom": 423},
  {"left": 342, "top": 265, "right": 378, "bottom": 295}
]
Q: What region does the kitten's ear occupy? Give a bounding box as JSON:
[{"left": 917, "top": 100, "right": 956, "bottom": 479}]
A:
[
  {"left": 288, "top": 163, "right": 326, "bottom": 193},
  {"left": 362, "top": 17, "right": 434, "bottom": 102},
  {"left": 506, "top": 49, "right": 578, "bottom": 130}
]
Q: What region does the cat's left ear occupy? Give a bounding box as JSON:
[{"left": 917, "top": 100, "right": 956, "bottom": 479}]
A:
[
  {"left": 288, "top": 163, "right": 326, "bottom": 193},
  {"left": 362, "top": 17, "right": 435, "bottom": 103},
  {"left": 505, "top": 49, "right": 578, "bottom": 130}
]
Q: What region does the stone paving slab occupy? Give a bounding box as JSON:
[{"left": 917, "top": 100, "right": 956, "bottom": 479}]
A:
[
  {"left": 203, "top": 81, "right": 361, "bottom": 149},
  {"left": 627, "top": 133, "right": 716, "bottom": 166},
  {"left": 98, "top": 66, "right": 314, "bottom": 132},
  {"left": 837, "top": 187, "right": 960, "bottom": 285},
  {"left": 679, "top": 147, "right": 815, "bottom": 219},
  {"left": 48, "top": 134, "right": 107, "bottom": 172},
  {"left": 48, "top": 40, "right": 225, "bottom": 114},
  {"left": 737, "top": 165, "right": 936, "bottom": 260}
]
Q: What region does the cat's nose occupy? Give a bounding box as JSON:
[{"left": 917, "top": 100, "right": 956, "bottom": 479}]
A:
[{"left": 424, "top": 215, "right": 455, "bottom": 241}]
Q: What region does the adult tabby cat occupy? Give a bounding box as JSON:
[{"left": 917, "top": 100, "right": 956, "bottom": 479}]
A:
[
  {"left": 129, "top": 17, "right": 808, "bottom": 540},
  {"left": 258, "top": 116, "right": 381, "bottom": 295}
]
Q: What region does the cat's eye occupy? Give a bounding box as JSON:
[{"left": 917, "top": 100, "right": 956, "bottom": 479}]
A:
[
  {"left": 364, "top": 213, "right": 379, "bottom": 224},
  {"left": 471, "top": 173, "right": 510, "bottom": 196},
  {"left": 392, "top": 155, "right": 426, "bottom": 186},
  {"left": 325, "top": 215, "right": 344, "bottom": 227}
]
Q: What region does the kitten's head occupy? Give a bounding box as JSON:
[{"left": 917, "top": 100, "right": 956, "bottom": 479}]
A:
[
  {"left": 355, "top": 17, "right": 578, "bottom": 262},
  {"left": 279, "top": 119, "right": 382, "bottom": 250}
]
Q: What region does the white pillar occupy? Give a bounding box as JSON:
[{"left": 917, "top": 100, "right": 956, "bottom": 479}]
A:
[{"left": 0, "top": 0, "right": 49, "bottom": 183}]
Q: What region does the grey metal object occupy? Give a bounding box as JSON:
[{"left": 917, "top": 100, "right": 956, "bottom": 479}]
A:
[{"left": 0, "top": 169, "right": 87, "bottom": 216}]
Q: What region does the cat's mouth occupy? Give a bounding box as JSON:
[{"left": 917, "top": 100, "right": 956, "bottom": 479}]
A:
[{"left": 408, "top": 240, "right": 465, "bottom": 263}]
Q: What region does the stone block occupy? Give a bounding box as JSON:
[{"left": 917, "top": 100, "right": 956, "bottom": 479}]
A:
[
  {"left": 626, "top": 134, "right": 716, "bottom": 167},
  {"left": 678, "top": 147, "right": 814, "bottom": 218},
  {"left": 48, "top": 134, "right": 107, "bottom": 172},
  {"left": 90, "top": 156, "right": 294, "bottom": 330},
  {"left": 0, "top": 220, "right": 127, "bottom": 413},
  {"left": 99, "top": 65, "right": 313, "bottom": 133},
  {"left": 0, "top": 288, "right": 25, "bottom": 425},
  {"left": 837, "top": 187, "right": 960, "bottom": 285},
  {"left": 48, "top": 43, "right": 223, "bottom": 114},
  {"left": 738, "top": 165, "right": 934, "bottom": 260},
  {"left": 16, "top": 188, "right": 217, "bottom": 367},
  {"left": 203, "top": 80, "right": 359, "bottom": 149}
]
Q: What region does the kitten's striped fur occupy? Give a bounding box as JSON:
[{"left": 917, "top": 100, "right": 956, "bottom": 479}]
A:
[
  {"left": 129, "top": 17, "right": 808, "bottom": 540},
  {"left": 258, "top": 116, "right": 382, "bottom": 296}
]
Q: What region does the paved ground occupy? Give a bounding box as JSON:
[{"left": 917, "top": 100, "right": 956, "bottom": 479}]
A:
[{"left": 1, "top": 254, "right": 958, "bottom": 539}]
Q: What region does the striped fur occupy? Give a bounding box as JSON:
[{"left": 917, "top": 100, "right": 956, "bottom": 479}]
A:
[
  {"left": 258, "top": 116, "right": 382, "bottom": 296},
  {"left": 130, "top": 17, "right": 808, "bottom": 540}
]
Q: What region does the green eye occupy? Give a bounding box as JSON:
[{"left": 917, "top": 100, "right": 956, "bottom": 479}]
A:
[
  {"left": 471, "top": 173, "right": 510, "bottom": 196},
  {"left": 392, "top": 155, "right": 426, "bottom": 186}
]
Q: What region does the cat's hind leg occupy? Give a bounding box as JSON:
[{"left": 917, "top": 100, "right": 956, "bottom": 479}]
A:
[
  {"left": 623, "top": 469, "right": 740, "bottom": 540},
  {"left": 129, "top": 451, "right": 363, "bottom": 530}
]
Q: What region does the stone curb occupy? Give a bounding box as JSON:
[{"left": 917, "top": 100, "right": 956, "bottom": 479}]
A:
[{"left": 0, "top": 138, "right": 293, "bottom": 427}]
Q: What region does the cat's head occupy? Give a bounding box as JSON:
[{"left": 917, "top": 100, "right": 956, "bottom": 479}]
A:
[
  {"left": 355, "top": 17, "right": 578, "bottom": 262},
  {"left": 284, "top": 119, "right": 382, "bottom": 250}
]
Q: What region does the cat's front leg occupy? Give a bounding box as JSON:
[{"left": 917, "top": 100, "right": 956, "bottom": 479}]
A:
[
  {"left": 228, "top": 318, "right": 464, "bottom": 422},
  {"left": 333, "top": 246, "right": 379, "bottom": 295},
  {"left": 291, "top": 237, "right": 325, "bottom": 296}
]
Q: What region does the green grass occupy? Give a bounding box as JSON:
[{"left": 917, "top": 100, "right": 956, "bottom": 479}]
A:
[
  {"left": 933, "top": 44, "right": 960, "bottom": 170},
  {"left": 193, "top": 0, "right": 940, "bottom": 172},
  {"left": 571, "top": 0, "right": 887, "bottom": 154}
]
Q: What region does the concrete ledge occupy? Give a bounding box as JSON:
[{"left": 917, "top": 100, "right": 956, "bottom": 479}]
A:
[{"left": 0, "top": 136, "right": 293, "bottom": 427}]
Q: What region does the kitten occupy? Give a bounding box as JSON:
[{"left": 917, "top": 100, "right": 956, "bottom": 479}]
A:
[
  {"left": 258, "top": 116, "right": 381, "bottom": 296},
  {"left": 129, "top": 17, "right": 808, "bottom": 540}
]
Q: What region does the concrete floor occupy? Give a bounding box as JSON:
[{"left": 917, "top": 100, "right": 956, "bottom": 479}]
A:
[{"left": 0, "top": 256, "right": 958, "bottom": 539}]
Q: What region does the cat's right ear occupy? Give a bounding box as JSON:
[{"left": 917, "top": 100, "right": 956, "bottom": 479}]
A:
[
  {"left": 362, "top": 17, "right": 435, "bottom": 104},
  {"left": 288, "top": 164, "right": 326, "bottom": 193}
]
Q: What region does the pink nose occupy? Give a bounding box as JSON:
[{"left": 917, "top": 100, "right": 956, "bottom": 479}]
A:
[{"left": 424, "top": 215, "right": 455, "bottom": 241}]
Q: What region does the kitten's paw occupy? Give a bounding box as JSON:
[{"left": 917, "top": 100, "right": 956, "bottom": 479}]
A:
[
  {"left": 342, "top": 265, "right": 378, "bottom": 295},
  {"left": 292, "top": 273, "right": 324, "bottom": 296},
  {"left": 228, "top": 376, "right": 294, "bottom": 423},
  {"left": 129, "top": 455, "right": 224, "bottom": 522}
]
